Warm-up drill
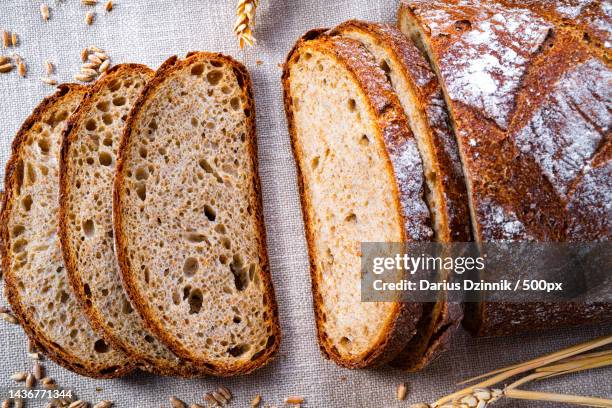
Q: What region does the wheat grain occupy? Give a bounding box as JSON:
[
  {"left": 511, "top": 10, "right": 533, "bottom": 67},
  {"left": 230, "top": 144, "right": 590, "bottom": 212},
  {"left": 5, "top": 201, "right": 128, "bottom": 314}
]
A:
[
  {"left": 41, "top": 77, "right": 58, "bottom": 85},
  {"left": 17, "top": 61, "right": 26, "bottom": 77},
  {"left": 284, "top": 396, "right": 304, "bottom": 405},
  {"left": 397, "top": 383, "right": 408, "bottom": 401},
  {"left": 92, "top": 402, "right": 112, "bottom": 408},
  {"left": 73, "top": 73, "right": 95, "bottom": 82},
  {"left": 233, "top": 0, "right": 258, "bottom": 48},
  {"left": 11, "top": 32, "right": 17, "bottom": 47},
  {"left": 1, "top": 400, "right": 9, "bottom": 408},
  {"left": 169, "top": 397, "right": 186, "bottom": 408},
  {"left": 2, "top": 31, "right": 10, "bottom": 48},
  {"left": 44, "top": 61, "right": 54, "bottom": 75},
  {"left": 81, "top": 48, "right": 89, "bottom": 62},
  {"left": 40, "top": 4, "right": 50, "bottom": 21},
  {"left": 68, "top": 401, "right": 88, "bottom": 408},
  {"left": 250, "top": 395, "right": 262, "bottom": 407},
  {"left": 99, "top": 59, "right": 110, "bottom": 73},
  {"left": 104, "top": 1, "right": 112, "bottom": 11},
  {"left": 80, "top": 67, "right": 98, "bottom": 76},
  {"left": 25, "top": 373, "right": 35, "bottom": 389},
  {"left": 85, "top": 11, "right": 95, "bottom": 25},
  {"left": 88, "top": 54, "right": 102, "bottom": 64},
  {"left": 81, "top": 0, "right": 97, "bottom": 5},
  {"left": 0, "top": 56, "right": 9, "bottom": 65},
  {"left": 11, "top": 372, "right": 27, "bottom": 382}
]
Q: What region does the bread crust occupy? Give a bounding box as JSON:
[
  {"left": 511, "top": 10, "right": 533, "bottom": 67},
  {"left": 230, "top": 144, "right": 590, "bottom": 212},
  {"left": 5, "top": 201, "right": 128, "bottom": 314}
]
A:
[
  {"left": 58, "top": 64, "right": 205, "bottom": 377},
  {"left": 331, "top": 20, "right": 467, "bottom": 371},
  {"left": 283, "top": 30, "right": 429, "bottom": 368},
  {"left": 399, "top": 0, "right": 612, "bottom": 336},
  {"left": 113, "top": 52, "right": 281, "bottom": 376},
  {"left": 1, "top": 84, "right": 135, "bottom": 378}
]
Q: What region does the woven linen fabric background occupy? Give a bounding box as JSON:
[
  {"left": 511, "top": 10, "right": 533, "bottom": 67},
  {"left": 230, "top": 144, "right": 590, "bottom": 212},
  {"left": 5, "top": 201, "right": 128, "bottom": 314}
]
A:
[{"left": 0, "top": 1, "right": 610, "bottom": 407}]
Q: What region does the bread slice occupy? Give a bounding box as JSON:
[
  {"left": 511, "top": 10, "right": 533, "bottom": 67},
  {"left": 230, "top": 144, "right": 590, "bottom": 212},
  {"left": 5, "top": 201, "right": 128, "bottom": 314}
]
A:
[
  {"left": 283, "top": 31, "right": 432, "bottom": 368},
  {"left": 399, "top": 0, "right": 612, "bottom": 336},
  {"left": 331, "top": 20, "right": 466, "bottom": 371},
  {"left": 59, "top": 64, "right": 201, "bottom": 376},
  {"left": 0, "top": 85, "right": 134, "bottom": 378},
  {"left": 113, "top": 52, "right": 280, "bottom": 375}
]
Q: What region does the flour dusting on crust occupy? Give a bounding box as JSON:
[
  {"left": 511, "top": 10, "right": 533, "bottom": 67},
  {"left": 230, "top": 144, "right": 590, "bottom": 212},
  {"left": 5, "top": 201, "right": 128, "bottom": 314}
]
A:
[
  {"left": 515, "top": 59, "right": 611, "bottom": 197},
  {"left": 477, "top": 198, "right": 533, "bottom": 241}
]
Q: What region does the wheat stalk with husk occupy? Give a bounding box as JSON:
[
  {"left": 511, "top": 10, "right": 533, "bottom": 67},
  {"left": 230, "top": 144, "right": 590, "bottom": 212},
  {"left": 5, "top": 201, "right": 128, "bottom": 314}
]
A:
[
  {"left": 410, "top": 334, "right": 612, "bottom": 407},
  {"left": 234, "top": 0, "right": 258, "bottom": 48}
]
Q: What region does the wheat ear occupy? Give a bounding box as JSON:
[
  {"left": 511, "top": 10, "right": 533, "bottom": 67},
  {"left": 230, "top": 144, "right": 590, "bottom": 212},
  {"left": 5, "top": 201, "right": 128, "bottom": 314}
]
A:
[{"left": 234, "top": 0, "right": 258, "bottom": 49}]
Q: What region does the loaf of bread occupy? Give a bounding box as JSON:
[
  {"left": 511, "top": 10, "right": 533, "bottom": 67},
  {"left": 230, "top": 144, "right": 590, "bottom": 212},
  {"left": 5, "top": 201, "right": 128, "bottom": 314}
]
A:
[
  {"left": 399, "top": 0, "right": 612, "bottom": 336},
  {"left": 113, "top": 52, "right": 280, "bottom": 375},
  {"left": 0, "top": 84, "right": 134, "bottom": 378},
  {"left": 59, "top": 64, "right": 202, "bottom": 376},
  {"left": 284, "top": 30, "right": 433, "bottom": 368},
  {"left": 330, "top": 20, "right": 466, "bottom": 371}
]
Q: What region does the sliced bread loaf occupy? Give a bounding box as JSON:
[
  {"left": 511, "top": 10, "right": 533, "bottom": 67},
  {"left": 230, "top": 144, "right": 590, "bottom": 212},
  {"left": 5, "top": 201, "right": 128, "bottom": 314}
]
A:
[
  {"left": 331, "top": 20, "right": 466, "bottom": 371},
  {"left": 283, "top": 31, "right": 431, "bottom": 368},
  {"left": 399, "top": 0, "right": 612, "bottom": 336},
  {"left": 59, "top": 64, "right": 200, "bottom": 376},
  {"left": 0, "top": 85, "right": 134, "bottom": 378},
  {"left": 113, "top": 52, "right": 280, "bottom": 375}
]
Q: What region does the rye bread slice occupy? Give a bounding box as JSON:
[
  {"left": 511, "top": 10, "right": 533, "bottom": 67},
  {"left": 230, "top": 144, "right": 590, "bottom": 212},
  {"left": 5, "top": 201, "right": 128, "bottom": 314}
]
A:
[
  {"left": 331, "top": 20, "right": 466, "bottom": 371},
  {"left": 399, "top": 0, "right": 612, "bottom": 336},
  {"left": 59, "top": 64, "right": 201, "bottom": 376},
  {"left": 283, "top": 31, "right": 431, "bottom": 368},
  {"left": 113, "top": 52, "right": 280, "bottom": 375},
  {"left": 0, "top": 84, "right": 134, "bottom": 378}
]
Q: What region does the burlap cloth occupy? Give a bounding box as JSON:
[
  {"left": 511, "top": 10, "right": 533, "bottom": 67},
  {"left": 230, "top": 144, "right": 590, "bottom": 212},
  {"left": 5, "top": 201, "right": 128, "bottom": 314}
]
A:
[{"left": 0, "top": 1, "right": 610, "bottom": 407}]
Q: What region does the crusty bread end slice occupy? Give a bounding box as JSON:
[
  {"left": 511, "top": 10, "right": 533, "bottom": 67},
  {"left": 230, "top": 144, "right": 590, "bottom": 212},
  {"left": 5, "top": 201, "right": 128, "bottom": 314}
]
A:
[
  {"left": 283, "top": 31, "right": 431, "bottom": 368},
  {"left": 59, "top": 64, "right": 204, "bottom": 376},
  {"left": 114, "top": 52, "right": 280, "bottom": 375},
  {"left": 1, "top": 85, "right": 134, "bottom": 378}
]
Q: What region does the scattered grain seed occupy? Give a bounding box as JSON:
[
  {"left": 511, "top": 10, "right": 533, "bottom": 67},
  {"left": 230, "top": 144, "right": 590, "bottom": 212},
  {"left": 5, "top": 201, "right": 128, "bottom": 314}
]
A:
[
  {"left": 41, "top": 77, "right": 58, "bottom": 85},
  {"left": 41, "top": 4, "right": 50, "bottom": 21},
  {"left": 98, "top": 59, "right": 110, "bottom": 73},
  {"left": 88, "top": 54, "right": 102, "bottom": 64},
  {"left": 212, "top": 391, "right": 227, "bottom": 405},
  {"left": 204, "top": 393, "right": 220, "bottom": 406},
  {"left": 94, "top": 52, "right": 107, "bottom": 60},
  {"left": 17, "top": 61, "right": 26, "bottom": 77},
  {"left": 104, "top": 1, "right": 112, "bottom": 11},
  {"left": 80, "top": 67, "right": 98, "bottom": 76},
  {"left": 81, "top": 0, "right": 97, "bottom": 5},
  {"left": 41, "top": 377, "right": 57, "bottom": 389},
  {"left": 25, "top": 373, "right": 35, "bottom": 389},
  {"left": 11, "top": 372, "right": 27, "bottom": 382},
  {"left": 397, "top": 383, "right": 408, "bottom": 401},
  {"left": 29, "top": 351, "right": 41, "bottom": 360},
  {"left": 0, "top": 56, "right": 9, "bottom": 65},
  {"left": 80, "top": 48, "right": 89, "bottom": 62},
  {"left": 284, "top": 396, "right": 304, "bottom": 405},
  {"left": 68, "top": 401, "right": 88, "bottom": 408},
  {"left": 88, "top": 45, "right": 104, "bottom": 53},
  {"left": 256, "top": 60, "right": 263, "bottom": 65},
  {"left": 33, "top": 361, "right": 44, "bottom": 379},
  {"left": 250, "top": 395, "right": 262, "bottom": 407},
  {"left": 0, "top": 311, "right": 17, "bottom": 322},
  {"left": 218, "top": 386, "right": 232, "bottom": 401},
  {"left": 92, "top": 402, "right": 112, "bottom": 408},
  {"left": 13, "top": 399, "right": 22, "bottom": 408},
  {"left": 2, "top": 32, "right": 10, "bottom": 48},
  {"left": 11, "top": 32, "right": 17, "bottom": 47},
  {"left": 169, "top": 397, "right": 186, "bottom": 408},
  {"left": 73, "top": 73, "right": 94, "bottom": 82},
  {"left": 81, "top": 62, "right": 98, "bottom": 70},
  {"left": 189, "top": 405, "right": 203, "bottom": 408},
  {"left": 1, "top": 399, "right": 10, "bottom": 408},
  {"left": 85, "top": 11, "right": 95, "bottom": 25}
]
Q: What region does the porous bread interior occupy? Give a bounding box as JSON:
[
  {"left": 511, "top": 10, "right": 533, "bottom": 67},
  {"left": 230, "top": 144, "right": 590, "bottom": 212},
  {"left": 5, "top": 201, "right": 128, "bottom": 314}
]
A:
[
  {"left": 62, "top": 69, "right": 183, "bottom": 366},
  {"left": 117, "top": 58, "right": 276, "bottom": 365},
  {"left": 288, "top": 47, "right": 403, "bottom": 359},
  {"left": 6, "top": 90, "right": 126, "bottom": 371},
  {"left": 341, "top": 29, "right": 446, "bottom": 242}
]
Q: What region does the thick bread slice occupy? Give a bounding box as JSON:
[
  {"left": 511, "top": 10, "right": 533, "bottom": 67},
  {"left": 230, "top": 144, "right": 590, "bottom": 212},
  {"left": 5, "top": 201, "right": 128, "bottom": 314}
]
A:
[
  {"left": 59, "top": 64, "right": 200, "bottom": 376},
  {"left": 0, "top": 85, "right": 134, "bottom": 378},
  {"left": 331, "top": 20, "right": 466, "bottom": 371},
  {"left": 283, "top": 31, "right": 431, "bottom": 368},
  {"left": 399, "top": 0, "right": 612, "bottom": 336},
  {"left": 114, "top": 52, "right": 280, "bottom": 375}
]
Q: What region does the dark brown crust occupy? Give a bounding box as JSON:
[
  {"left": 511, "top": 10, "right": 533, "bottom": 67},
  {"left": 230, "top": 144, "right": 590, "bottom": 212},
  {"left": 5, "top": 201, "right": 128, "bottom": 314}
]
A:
[
  {"left": 58, "top": 64, "right": 203, "bottom": 377},
  {"left": 283, "top": 30, "right": 427, "bottom": 368},
  {"left": 0, "top": 84, "right": 135, "bottom": 378},
  {"left": 399, "top": 0, "right": 612, "bottom": 337},
  {"left": 113, "top": 52, "right": 281, "bottom": 376},
  {"left": 331, "top": 20, "right": 467, "bottom": 371}
]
